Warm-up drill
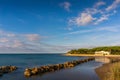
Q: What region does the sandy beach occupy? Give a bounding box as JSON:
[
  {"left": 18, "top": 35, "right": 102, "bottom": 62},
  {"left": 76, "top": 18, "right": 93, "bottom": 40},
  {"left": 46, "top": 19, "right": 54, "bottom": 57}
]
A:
[
  {"left": 95, "top": 56, "right": 120, "bottom": 80},
  {"left": 64, "top": 53, "right": 120, "bottom": 57},
  {"left": 95, "top": 62, "right": 120, "bottom": 80}
]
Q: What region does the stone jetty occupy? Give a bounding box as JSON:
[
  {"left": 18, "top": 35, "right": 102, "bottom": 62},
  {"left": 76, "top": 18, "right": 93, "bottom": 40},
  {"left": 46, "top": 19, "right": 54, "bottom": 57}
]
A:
[
  {"left": 0, "top": 66, "right": 17, "bottom": 76},
  {"left": 24, "top": 57, "right": 95, "bottom": 77}
]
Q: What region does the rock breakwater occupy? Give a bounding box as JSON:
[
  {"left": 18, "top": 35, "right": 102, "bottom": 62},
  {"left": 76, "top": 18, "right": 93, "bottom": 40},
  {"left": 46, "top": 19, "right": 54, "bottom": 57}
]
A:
[
  {"left": 0, "top": 66, "right": 17, "bottom": 76},
  {"left": 24, "top": 57, "right": 95, "bottom": 77}
]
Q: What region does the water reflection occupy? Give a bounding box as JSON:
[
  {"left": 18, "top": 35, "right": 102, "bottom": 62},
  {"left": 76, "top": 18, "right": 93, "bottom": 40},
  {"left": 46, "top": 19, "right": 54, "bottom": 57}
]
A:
[{"left": 95, "top": 57, "right": 110, "bottom": 63}]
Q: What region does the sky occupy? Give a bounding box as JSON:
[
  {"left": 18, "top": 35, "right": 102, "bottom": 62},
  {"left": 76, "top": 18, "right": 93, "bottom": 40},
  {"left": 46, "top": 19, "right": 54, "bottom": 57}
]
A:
[{"left": 0, "top": 0, "right": 120, "bottom": 53}]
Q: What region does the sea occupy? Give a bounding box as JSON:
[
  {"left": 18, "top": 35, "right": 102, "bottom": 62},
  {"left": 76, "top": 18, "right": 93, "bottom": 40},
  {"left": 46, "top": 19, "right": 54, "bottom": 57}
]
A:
[{"left": 0, "top": 54, "right": 102, "bottom": 80}]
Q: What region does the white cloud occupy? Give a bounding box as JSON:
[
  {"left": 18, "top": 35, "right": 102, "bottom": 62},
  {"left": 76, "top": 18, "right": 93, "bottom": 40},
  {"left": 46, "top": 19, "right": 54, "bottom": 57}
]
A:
[
  {"left": 69, "top": 13, "right": 96, "bottom": 26},
  {"left": 94, "top": 10, "right": 117, "bottom": 25},
  {"left": 0, "top": 38, "right": 9, "bottom": 43},
  {"left": 0, "top": 29, "right": 71, "bottom": 53},
  {"left": 68, "top": 1, "right": 104, "bottom": 26},
  {"left": 94, "top": 14, "right": 109, "bottom": 25},
  {"left": 0, "top": 30, "right": 16, "bottom": 37},
  {"left": 106, "top": 0, "right": 120, "bottom": 11},
  {"left": 0, "top": 30, "right": 42, "bottom": 52},
  {"left": 25, "top": 34, "right": 40, "bottom": 41},
  {"left": 94, "top": 1, "right": 106, "bottom": 8},
  {"left": 7, "top": 33, "right": 16, "bottom": 37},
  {"left": 68, "top": 1, "right": 119, "bottom": 27},
  {"left": 85, "top": 8, "right": 101, "bottom": 15},
  {"left": 12, "top": 40, "right": 23, "bottom": 48},
  {"left": 60, "top": 2, "right": 71, "bottom": 12}
]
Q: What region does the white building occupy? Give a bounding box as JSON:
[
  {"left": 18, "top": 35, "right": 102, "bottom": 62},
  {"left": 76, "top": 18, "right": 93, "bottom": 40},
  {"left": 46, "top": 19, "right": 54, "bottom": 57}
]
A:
[{"left": 95, "top": 51, "right": 111, "bottom": 56}]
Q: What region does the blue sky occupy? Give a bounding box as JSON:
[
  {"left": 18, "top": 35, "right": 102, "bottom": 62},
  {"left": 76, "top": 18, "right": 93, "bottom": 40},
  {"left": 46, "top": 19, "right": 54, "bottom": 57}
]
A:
[{"left": 0, "top": 0, "right": 120, "bottom": 53}]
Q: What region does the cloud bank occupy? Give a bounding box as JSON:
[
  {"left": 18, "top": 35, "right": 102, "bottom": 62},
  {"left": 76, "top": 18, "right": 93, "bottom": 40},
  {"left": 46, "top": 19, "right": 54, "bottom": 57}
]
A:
[{"left": 0, "top": 30, "right": 74, "bottom": 53}]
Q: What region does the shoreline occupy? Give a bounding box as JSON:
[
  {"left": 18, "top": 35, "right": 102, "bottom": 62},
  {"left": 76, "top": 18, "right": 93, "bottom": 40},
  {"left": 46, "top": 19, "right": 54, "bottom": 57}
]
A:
[
  {"left": 95, "top": 57, "right": 120, "bottom": 80},
  {"left": 95, "top": 63, "right": 110, "bottom": 80},
  {"left": 64, "top": 53, "right": 120, "bottom": 57},
  {"left": 65, "top": 53, "right": 120, "bottom": 80}
]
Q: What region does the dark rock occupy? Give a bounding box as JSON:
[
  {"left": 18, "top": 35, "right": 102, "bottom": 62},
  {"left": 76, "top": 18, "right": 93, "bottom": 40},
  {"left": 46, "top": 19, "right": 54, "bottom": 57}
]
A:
[
  {"left": 24, "top": 57, "right": 95, "bottom": 77},
  {"left": 0, "top": 66, "right": 18, "bottom": 77},
  {"left": 24, "top": 68, "right": 32, "bottom": 77}
]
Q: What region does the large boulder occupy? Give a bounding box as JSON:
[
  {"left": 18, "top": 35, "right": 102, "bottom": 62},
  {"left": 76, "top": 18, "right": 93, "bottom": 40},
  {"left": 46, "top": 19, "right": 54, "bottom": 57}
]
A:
[
  {"left": 31, "top": 67, "right": 39, "bottom": 75},
  {"left": 24, "top": 68, "right": 32, "bottom": 77}
]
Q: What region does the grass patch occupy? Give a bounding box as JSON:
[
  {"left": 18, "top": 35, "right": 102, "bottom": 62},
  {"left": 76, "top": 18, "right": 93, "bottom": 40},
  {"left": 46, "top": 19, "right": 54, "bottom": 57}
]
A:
[
  {"left": 95, "top": 58, "right": 120, "bottom": 80},
  {"left": 105, "top": 62, "right": 120, "bottom": 80}
]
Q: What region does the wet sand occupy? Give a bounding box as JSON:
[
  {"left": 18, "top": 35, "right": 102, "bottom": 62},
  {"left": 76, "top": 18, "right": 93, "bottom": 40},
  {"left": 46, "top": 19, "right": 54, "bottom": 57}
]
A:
[
  {"left": 0, "top": 61, "right": 102, "bottom": 80},
  {"left": 95, "top": 63, "right": 111, "bottom": 80}
]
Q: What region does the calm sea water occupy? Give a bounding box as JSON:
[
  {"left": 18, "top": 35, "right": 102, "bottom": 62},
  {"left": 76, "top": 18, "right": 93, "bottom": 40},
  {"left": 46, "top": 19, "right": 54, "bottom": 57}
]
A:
[
  {"left": 0, "top": 54, "right": 101, "bottom": 80},
  {"left": 0, "top": 54, "right": 86, "bottom": 67}
]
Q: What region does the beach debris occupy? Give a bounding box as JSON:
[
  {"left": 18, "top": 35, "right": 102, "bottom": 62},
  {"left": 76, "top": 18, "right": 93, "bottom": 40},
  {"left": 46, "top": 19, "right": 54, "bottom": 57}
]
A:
[
  {"left": 24, "top": 57, "right": 95, "bottom": 77},
  {"left": 0, "top": 66, "right": 18, "bottom": 76}
]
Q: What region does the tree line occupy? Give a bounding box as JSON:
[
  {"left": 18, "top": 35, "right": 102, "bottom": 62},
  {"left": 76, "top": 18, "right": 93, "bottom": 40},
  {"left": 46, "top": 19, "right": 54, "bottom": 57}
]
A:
[{"left": 67, "top": 46, "right": 120, "bottom": 55}]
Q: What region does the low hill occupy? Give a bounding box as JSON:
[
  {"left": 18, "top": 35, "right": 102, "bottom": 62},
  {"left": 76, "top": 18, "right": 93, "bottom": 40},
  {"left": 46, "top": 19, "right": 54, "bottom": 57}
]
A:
[{"left": 67, "top": 46, "right": 120, "bottom": 55}]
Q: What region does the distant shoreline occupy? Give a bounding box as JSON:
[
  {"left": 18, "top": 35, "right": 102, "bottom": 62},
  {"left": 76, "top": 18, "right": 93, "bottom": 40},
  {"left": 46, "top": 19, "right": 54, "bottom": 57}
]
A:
[{"left": 64, "top": 53, "right": 120, "bottom": 57}]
